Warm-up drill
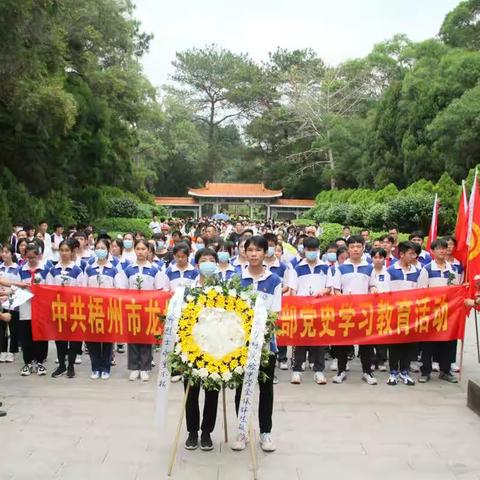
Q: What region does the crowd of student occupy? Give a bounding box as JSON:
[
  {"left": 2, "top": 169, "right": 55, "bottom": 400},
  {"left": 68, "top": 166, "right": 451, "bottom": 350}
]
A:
[{"left": 0, "top": 217, "right": 468, "bottom": 452}]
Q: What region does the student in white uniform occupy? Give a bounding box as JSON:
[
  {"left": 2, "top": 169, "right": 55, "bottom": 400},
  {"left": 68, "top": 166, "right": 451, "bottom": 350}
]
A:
[
  {"left": 289, "top": 236, "right": 330, "bottom": 385},
  {"left": 121, "top": 232, "right": 137, "bottom": 263},
  {"left": 164, "top": 243, "right": 199, "bottom": 291},
  {"left": 332, "top": 235, "right": 377, "bottom": 385},
  {"left": 385, "top": 241, "right": 420, "bottom": 386},
  {"left": 418, "top": 238, "right": 459, "bottom": 384},
  {"left": 124, "top": 239, "right": 165, "bottom": 382},
  {"left": 47, "top": 239, "right": 86, "bottom": 378},
  {"left": 85, "top": 238, "right": 127, "bottom": 380}
]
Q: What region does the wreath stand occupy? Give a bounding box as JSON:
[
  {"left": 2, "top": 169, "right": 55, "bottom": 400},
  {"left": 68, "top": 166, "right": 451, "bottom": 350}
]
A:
[{"left": 167, "top": 385, "right": 259, "bottom": 479}]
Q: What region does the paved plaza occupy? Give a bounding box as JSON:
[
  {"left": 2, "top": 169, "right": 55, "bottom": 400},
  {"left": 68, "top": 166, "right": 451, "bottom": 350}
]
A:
[{"left": 1, "top": 317, "right": 480, "bottom": 480}]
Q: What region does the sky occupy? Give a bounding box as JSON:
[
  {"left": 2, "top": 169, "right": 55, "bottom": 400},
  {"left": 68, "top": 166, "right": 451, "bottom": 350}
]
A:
[{"left": 133, "top": 0, "right": 461, "bottom": 89}]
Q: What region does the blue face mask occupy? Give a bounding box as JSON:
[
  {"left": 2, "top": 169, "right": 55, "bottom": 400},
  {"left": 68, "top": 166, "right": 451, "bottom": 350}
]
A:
[
  {"left": 266, "top": 246, "right": 275, "bottom": 257},
  {"left": 95, "top": 249, "right": 108, "bottom": 260},
  {"left": 297, "top": 245, "right": 305, "bottom": 254},
  {"left": 218, "top": 252, "right": 230, "bottom": 263},
  {"left": 305, "top": 251, "right": 318, "bottom": 262},
  {"left": 326, "top": 252, "right": 337, "bottom": 263},
  {"left": 195, "top": 243, "right": 204, "bottom": 251},
  {"left": 123, "top": 239, "right": 133, "bottom": 250},
  {"left": 199, "top": 261, "right": 217, "bottom": 277}
]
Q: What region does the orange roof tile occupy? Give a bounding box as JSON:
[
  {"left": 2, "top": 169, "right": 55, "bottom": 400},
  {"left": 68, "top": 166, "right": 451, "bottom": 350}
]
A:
[
  {"left": 188, "top": 182, "right": 283, "bottom": 198},
  {"left": 155, "top": 197, "right": 199, "bottom": 206},
  {"left": 272, "top": 199, "right": 315, "bottom": 207}
]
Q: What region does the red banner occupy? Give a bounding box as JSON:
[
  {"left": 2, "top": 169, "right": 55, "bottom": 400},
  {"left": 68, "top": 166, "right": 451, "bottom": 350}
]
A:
[
  {"left": 31, "top": 285, "right": 172, "bottom": 344},
  {"left": 277, "top": 286, "right": 468, "bottom": 346},
  {"left": 31, "top": 285, "right": 468, "bottom": 346}
]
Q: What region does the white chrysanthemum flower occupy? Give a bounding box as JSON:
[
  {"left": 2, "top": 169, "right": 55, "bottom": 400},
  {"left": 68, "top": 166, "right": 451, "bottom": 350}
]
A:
[
  {"left": 186, "top": 295, "right": 195, "bottom": 303},
  {"left": 222, "top": 371, "right": 233, "bottom": 382},
  {"left": 240, "top": 291, "right": 250, "bottom": 300},
  {"left": 234, "top": 366, "right": 244, "bottom": 375},
  {"left": 209, "top": 372, "right": 221, "bottom": 382},
  {"left": 199, "top": 368, "right": 209, "bottom": 378},
  {"left": 181, "top": 353, "right": 188, "bottom": 363},
  {"left": 228, "top": 289, "right": 237, "bottom": 297},
  {"left": 192, "top": 368, "right": 200, "bottom": 377},
  {"left": 174, "top": 344, "right": 182, "bottom": 354},
  {"left": 204, "top": 286, "right": 213, "bottom": 294}
]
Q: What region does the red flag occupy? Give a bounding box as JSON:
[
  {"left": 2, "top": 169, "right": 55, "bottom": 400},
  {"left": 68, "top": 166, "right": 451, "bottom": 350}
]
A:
[
  {"left": 426, "top": 194, "right": 440, "bottom": 253},
  {"left": 467, "top": 169, "right": 480, "bottom": 294},
  {"left": 454, "top": 180, "right": 468, "bottom": 265}
]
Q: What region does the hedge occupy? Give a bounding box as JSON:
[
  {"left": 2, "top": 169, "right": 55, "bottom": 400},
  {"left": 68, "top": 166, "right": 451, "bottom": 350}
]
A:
[{"left": 96, "top": 218, "right": 151, "bottom": 235}]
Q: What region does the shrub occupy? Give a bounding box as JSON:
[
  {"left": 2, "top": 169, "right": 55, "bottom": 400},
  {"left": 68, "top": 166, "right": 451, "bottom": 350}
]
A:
[
  {"left": 96, "top": 217, "right": 151, "bottom": 235},
  {"left": 106, "top": 198, "right": 139, "bottom": 218},
  {"left": 384, "top": 193, "right": 434, "bottom": 233},
  {"left": 363, "top": 203, "right": 388, "bottom": 230},
  {"left": 325, "top": 203, "right": 350, "bottom": 224},
  {"left": 44, "top": 191, "right": 76, "bottom": 226}
]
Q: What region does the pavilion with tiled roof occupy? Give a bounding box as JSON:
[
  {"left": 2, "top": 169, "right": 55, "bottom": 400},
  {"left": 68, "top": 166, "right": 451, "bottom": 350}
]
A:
[{"left": 155, "top": 182, "right": 315, "bottom": 219}]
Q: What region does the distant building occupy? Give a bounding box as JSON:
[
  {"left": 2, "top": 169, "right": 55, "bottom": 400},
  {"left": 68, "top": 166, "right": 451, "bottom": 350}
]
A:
[{"left": 155, "top": 182, "right": 315, "bottom": 219}]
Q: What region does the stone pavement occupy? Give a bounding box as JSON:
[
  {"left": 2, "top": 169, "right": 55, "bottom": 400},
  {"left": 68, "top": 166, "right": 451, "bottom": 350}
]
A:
[{"left": 2, "top": 316, "right": 480, "bottom": 480}]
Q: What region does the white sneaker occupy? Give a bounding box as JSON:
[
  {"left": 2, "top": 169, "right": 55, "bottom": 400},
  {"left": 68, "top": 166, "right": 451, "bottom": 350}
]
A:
[
  {"left": 309, "top": 362, "right": 314, "bottom": 370},
  {"left": 140, "top": 370, "right": 150, "bottom": 382},
  {"left": 301, "top": 362, "right": 306, "bottom": 371},
  {"left": 75, "top": 355, "right": 82, "bottom": 365},
  {"left": 432, "top": 362, "right": 440, "bottom": 372},
  {"left": 170, "top": 374, "right": 182, "bottom": 383},
  {"left": 387, "top": 373, "right": 398, "bottom": 386},
  {"left": 370, "top": 364, "right": 376, "bottom": 372},
  {"left": 279, "top": 361, "right": 288, "bottom": 370},
  {"left": 101, "top": 372, "right": 110, "bottom": 380},
  {"left": 231, "top": 433, "right": 248, "bottom": 451},
  {"left": 362, "top": 372, "right": 377, "bottom": 385},
  {"left": 290, "top": 372, "right": 302, "bottom": 384},
  {"left": 451, "top": 363, "right": 460, "bottom": 373},
  {"left": 90, "top": 371, "right": 100, "bottom": 380},
  {"left": 399, "top": 371, "right": 415, "bottom": 386},
  {"left": 36, "top": 363, "right": 47, "bottom": 376},
  {"left": 314, "top": 372, "right": 327, "bottom": 385},
  {"left": 0, "top": 352, "right": 7, "bottom": 362},
  {"left": 5, "top": 352, "right": 14, "bottom": 363},
  {"left": 55, "top": 358, "right": 59, "bottom": 364},
  {"left": 151, "top": 360, "right": 155, "bottom": 367},
  {"left": 378, "top": 363, "right": 387, "bottom": 372},
  {"left": 129, "top": 370, "right": 140, "bottom": 381},
  {"left": 410, "top": 361, "right": 421, "bottom": 373},
  {"left": 259, "top": 433, "right": 276, "bottom": 452},
  {"left": 332, "top": 371, "right": 347, "bottom": 383},
  {"left": 20, "top": 364, "right": 31, "bottom": 376},
  {"left": 330, "top": 359, "right": 338, "bottom": 371}
]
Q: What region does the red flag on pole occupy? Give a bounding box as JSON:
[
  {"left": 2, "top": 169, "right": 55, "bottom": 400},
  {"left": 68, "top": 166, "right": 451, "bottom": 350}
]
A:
[
  {"left": 454, "top": 180, "right": 469, "bottom": 265},
  {"left": 467, "top": 169, "right": 480, "bottom": 294},
  {"left": 426, "top": 193, "right": 440, "bottom": 253}
]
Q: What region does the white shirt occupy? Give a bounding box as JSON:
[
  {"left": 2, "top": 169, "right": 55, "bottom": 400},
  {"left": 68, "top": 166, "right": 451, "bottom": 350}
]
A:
[
  {"left": 332, "top": 259, "right": 373, "bottom": 295},
  {"left": 371, "top": 266, "right": 391, "bottom": 293},
  {"left": 387, "top": 262, "right": 419, "bottom": 291},
  {"left": 289, "top": 258, "right": 329, "bottom": 295},
  {"left": 124, "top": 261, "right": 165, "bottom": 290},
  {"left": 417, "top": 260, "right": 458, "bottom": 288},
  {"left": 149, "top": 221, "right": 161, "bottom": 234}
]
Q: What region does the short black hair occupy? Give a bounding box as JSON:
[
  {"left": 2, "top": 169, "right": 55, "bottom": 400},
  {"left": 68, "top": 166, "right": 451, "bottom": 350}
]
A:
[
  {"left": 303, "top": 236, "right": 320, "bottom": 249},
  {"left": 411, "top": 243, "right": 421, "bottom": 256},
  {"left": 173, "top": 242, "right": 190, "bottom": 256},
  {"left": 380, "top": 235, "right": 395, "bottom": 243},
  {"left": 244, "top": 235, "right": 268, "bottom": 253},
  {"left": 335, "top": 237, "right": 346, "bottom": 243},
  {"left": 343, "top": 225, "right": 351, "bottom": 230},
  {"left": 242, "top": 228, "right": 254, "bottom": 236},
  {"left": 445, "top": 235, "right": 456, "bottom": 245},
  {"left": 263, "top": 233, "right": 277, "bottom": 245},
  {"left": 25, "top": 242, "right": 41, "bottom": 255},
  {"left": 346, "top": 235, "right": 364, "bottom": 246},
  {"left": 370, "top": 247, "right": 387, "bottom": 258},
  {"left": 73, "top": 230, "right": 87, "bottom": 239},
  {"left": 398, "top": 241, "right": 416, "bottom": 255},
  {"left": 409, "top": 231, "right": 424, "bottom": 241},
  {"left": 431, "top": 238, "right": 448, "bottom": 250},
  {"left": 215, "top": 240, "right": 234, "bottom": 256},
  {"left": 171, "top": 230, "right": 182, "bottom": 237},
  {"left": 327, "top": 242, "right": 338, "bottom": 251},
  {"left": 337, "top": 246, "right": 348, "bottom": 257},
  {"left": 194, "top": 247, "right": 218, "bottom": 264}
]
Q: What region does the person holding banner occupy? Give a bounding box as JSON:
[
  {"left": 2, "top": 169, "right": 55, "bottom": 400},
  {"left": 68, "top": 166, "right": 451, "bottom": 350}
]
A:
[
  {"left": 232, "top": 235, "right": 282, "bottom": 453},
  {"left": 124, "top": 239, "right": 165, "bottom": 382},
  {"left": 385, "top": 241, "right": 420, "bottom": 386},
  {"left": 418, "top": 238, "right": 459, "bottom": 383},
  {"left": 332, "top": 235, "right": 377, "bottom": 385},
  {"left": 289, "top": 236, "right": 330, "bottom": 385},
  {"left": 17, "top": 242, "right": 51, "bottom": 376},
  {"left": 85, "top": 238, "right": 126, "bottom": 380},
  {"left": 47, "top": 239, "right": 86, "bottom": 379},
  {"left": 184, "top": 248, "right": 221, "bottom": 452}
]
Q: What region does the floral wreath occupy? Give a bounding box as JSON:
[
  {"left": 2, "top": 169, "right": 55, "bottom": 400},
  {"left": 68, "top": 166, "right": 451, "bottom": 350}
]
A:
[{"left": 169, "top": 276, "right": 275, "bottom": 391}]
